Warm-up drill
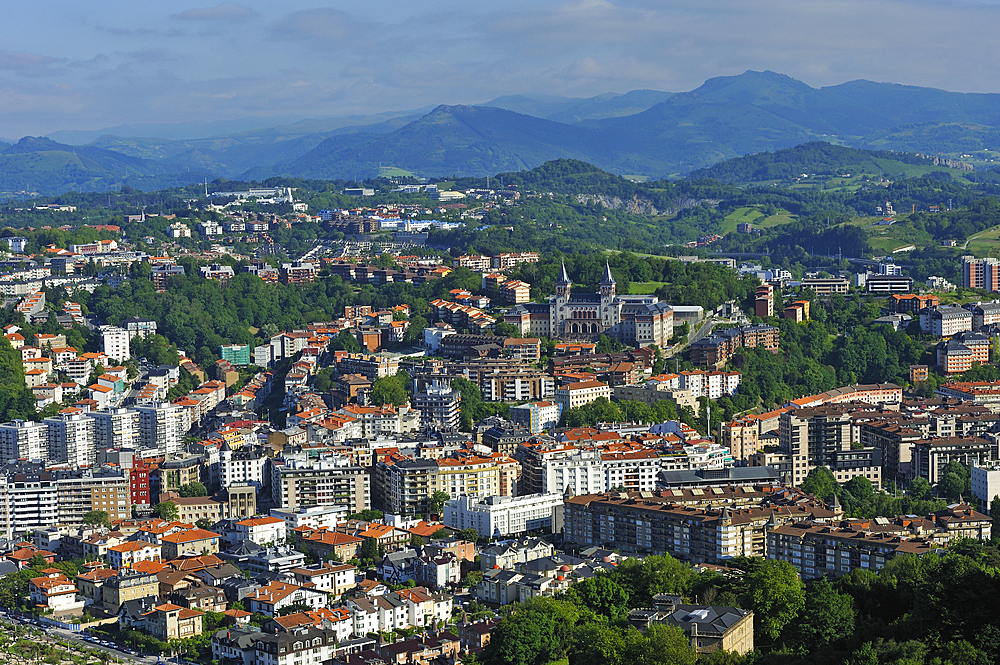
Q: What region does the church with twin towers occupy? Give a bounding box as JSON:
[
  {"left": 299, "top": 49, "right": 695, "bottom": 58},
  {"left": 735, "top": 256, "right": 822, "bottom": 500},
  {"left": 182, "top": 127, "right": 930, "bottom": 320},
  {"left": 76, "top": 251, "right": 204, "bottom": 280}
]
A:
[{"left": 504, "top": 261, "right": 675, "bottom": 347}]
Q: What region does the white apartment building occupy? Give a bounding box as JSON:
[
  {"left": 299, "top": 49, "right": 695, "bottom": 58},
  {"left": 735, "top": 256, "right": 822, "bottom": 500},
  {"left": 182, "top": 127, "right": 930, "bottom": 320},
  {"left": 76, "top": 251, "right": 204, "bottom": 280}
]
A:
[
  {"left": 91, "top": 408, "right": 139, "bottom": 450},
  {"left": 0, "top": 462, "right": 59, "bottom": 539},
  {"left": 0, "top": 420, "right": 48, "bottom": 462},
  {"left": 601, "top": 449, "right": 661, "bottom": 492},
  {"left": 217, "top": 443, "right": 267, "bottom": 489},
  {"left": 538, "top": 447, "right": 606, "bottom": 496},
  {"left": 100, "top": 325, "right": 131, "bottom": 362},
  {"left": 45, "top": 412, "right": 96, "bottom": 468},
  {"left": 553, "top": 380, "right": 612, "bottom": 412},
  {"left": 136, "top": 403, "right": 185, "bottom": 455},
  {"left": 269, "top": 505, "right": 349, "bottom": 533},
  {"left": 443, "top": 493, "right": 564, "bottom": 538},
  {"left": 971, "top": 460, "right": 1000, "bottom": 512},
  {"left": 677, "top": 371, "right": 741, "bottom": 399}
]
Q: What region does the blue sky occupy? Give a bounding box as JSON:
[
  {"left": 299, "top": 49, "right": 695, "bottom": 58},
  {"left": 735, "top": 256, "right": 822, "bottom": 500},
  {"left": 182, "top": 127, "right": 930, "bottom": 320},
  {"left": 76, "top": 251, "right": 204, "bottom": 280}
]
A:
[{"left": 4, "top": 0, "right": 1000, "bottom": 138}]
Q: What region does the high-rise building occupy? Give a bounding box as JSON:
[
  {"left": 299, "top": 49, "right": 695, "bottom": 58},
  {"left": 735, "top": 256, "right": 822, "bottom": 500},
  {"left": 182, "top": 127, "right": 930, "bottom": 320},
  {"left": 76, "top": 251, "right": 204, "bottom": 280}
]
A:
[
  {"left": 100, "top": 326, "right": 131, "bottom": 363},
  {"left": 54, "top": 466, "right": 131, "bottom": 525},
  {"left": 0, "top": 462, "right": 58, "bottom": 539},
  {"left": 961, "top": 256, "right": 1000, "bottom": 292},
  {"left": 91, "top": 408, "right": 140, "bottom": 450},
  {"left": 268, "top": 457, "right": 371, "bottom": 514},
  {"left": 414, "top": 381, "right": 461, "bottom": 431},
  {"left": 136, "top": 403, "right": 185, "bottom": 455},
  {"left": 44, "top": 412, "right": 96, "bottom": 468},
  {"left": 0, "top": 420, "right": 48, "bottom": 462}
]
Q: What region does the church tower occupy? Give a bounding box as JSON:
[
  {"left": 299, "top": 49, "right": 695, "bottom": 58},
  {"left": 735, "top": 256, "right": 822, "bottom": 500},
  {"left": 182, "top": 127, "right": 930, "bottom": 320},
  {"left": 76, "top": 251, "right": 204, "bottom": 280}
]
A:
[
  {"left": 556, "top": 261, "right": 572, "bottom": 298},
  {"left": 600, "top": 261, "right": 616, "bottom": 298}
]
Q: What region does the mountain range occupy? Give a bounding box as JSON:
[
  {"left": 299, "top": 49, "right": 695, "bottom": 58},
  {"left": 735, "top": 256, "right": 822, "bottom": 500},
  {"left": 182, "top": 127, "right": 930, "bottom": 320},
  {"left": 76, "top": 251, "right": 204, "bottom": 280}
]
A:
[{"left": 10, "top": 70, "right": 1000, "bottom": 194}]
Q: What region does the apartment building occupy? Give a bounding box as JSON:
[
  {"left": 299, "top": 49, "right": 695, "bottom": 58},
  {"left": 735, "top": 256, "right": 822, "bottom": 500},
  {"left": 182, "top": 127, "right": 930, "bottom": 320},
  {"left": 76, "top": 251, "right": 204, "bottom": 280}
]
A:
[
  {"left": 54, "top": 466, "right": 131, "bottom": 526},
  {"left": 920, "top": 305, "right": 973, "bottom": 337},
  {"left": 45, "top": 412, "right": 96, "bottom": 468},
  {"left": 137, "top": 403, "right": 185, "bottom": 455},
  {"left": 962, "top": 256, "right": 1000, "bottom": 292},
  {"left": 553, "top": 380, "right": 612, "bottom": 412},
  {"left": 564, "top": 492, "right": 835, "bottom": 561},
  {"left": 0, "top": 462, "right": 59, "bottom": 538},
  {"left": 690, "top": 324, "right": 780, "bottom": 369},
  {"left": 443, "top": 493, "right": 564, "bottom": 538},
  {"left": 510, "top": 401, "right": 562, "bottom": 434},
  {"left": 0, "top": 419, "right": 48, "bottom": 462},
  {"left": 413, "top": 382, "right": 460, "bottom": 431},
  {"left": 910, "top": 436, "right": 995, "bottom": 485},
  {"left": 100, "top": 326, "right": 131, "bottom": 363},
  {"left": 778, "top": 407, "right": 882, "bottom": 488},
  {"left": 91, "top": 408, "right": 140, "bottom": 450},
  {"left": 269, "top": 457, "right": 371, "bottom": 514}
]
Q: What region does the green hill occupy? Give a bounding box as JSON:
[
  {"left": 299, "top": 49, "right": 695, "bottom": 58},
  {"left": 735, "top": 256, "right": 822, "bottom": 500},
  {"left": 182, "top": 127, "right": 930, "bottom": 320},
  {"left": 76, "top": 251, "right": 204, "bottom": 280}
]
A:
[
  {"left": 0, "top": 137, "right": 211, "bottom": 195},
  {"left": 688, "top": 142, "right": 977, "bottom": 184}
]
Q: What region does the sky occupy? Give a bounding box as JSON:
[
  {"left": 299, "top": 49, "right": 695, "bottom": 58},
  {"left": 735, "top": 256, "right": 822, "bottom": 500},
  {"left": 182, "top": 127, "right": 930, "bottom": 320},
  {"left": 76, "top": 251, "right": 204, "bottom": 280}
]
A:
[{"left": 4, "top": 0, "right": 1000, "bottom": 139}]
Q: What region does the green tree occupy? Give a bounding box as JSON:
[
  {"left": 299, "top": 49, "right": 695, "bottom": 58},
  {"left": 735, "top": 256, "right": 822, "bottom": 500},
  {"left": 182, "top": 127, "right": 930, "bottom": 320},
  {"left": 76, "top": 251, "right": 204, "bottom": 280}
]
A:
[
  {"left": 82, "top": 510, "right": 110, "bottom": 528},
  {"left": 481, "top": 597, "right": 583, "bottom": 665},
  {"left": 733, "top": 557, "right": 805, "bottom": 644},
  {"left": 359, "top": 537, "right": 380, "bottom": 563},
  {"left": 992, "top": 496, "right": 1000, "bottom": 541},
  {"left": 563, "top": 575, "right": 630, "bottom": 618},
  {"left": 152, "top": 501, "right": 179, "bottom": 521},
  {"left": 910, "top": 476, "right": 932, "bottom": 500},
  {"left": 457, "top": 528, "right": 481, "bottom": 543},
  {"left": 429, "top": 491, "right": 451, "bottom": 515},
  {"left": 404, "top": 315, "right": 429, "bottom": 343},
  {"left": 787, "top": 576, "right": 855, "bottom": 650},
  {"left": 178, "top": 482, "right": 208, "bottom": 497},
  {"left": 844, "top": 476, "right": 874, "bottom": 503},
  {"left": 410, "top": 534, "right": 425, "bottom": 548},
  {"left": 801, "top": 466, "right": 838, "bottom": 502},
  {"left": 371, "top": 371, "right": 410, "bottom": 407}
]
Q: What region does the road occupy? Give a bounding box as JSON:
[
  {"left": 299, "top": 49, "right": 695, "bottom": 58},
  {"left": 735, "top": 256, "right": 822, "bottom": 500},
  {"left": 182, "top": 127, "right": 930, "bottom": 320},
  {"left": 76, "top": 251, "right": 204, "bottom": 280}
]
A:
[
  {"left": 665, "top": 317, "right": 716, "bottom": 358},
  {"left": 48, "top": 626, "right": 159, "bottom": 664}
]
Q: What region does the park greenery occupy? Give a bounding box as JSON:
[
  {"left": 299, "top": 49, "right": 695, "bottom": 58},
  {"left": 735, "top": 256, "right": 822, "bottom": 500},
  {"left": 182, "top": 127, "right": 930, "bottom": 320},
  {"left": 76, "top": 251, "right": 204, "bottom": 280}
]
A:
[{"left": 480, "top": 541, "right": 1000, "bottom": 665}]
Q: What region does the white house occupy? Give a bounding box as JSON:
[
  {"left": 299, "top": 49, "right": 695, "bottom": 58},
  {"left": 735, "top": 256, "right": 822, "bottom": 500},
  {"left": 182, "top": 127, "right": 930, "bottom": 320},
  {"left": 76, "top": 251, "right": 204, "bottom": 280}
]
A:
[
  {"left": 235, "top": 516, "right": 286, "bottom": 547},
  {"left": 247, "top": 581, "right": 328, "bottom": 616}
]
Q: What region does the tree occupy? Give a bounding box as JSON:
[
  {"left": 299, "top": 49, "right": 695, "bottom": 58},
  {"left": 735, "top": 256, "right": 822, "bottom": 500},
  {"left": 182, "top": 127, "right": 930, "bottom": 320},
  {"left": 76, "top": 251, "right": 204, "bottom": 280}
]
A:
[
  {"left": 457, "top": 528, "right": 481, "bottom": 543},
  {"left": 481, "top": 597, "right": 582, "bottom": 665},
  {"left": 801, "top": 466, "right": 838, "bottom": 502},
  {"left": 563, "top": 575, "right": 630, "bottom": 618},
  {"left": 83, "top": 510, "right": 110, "bottom": 528},
  {"left": 152, "top": 501, "right": 179, "bottom": 522},
  {"left": 910, "top": 476, "right": 932, "bottom": 500},
  {"left": 432, "top": 528, "right": 450, "bottom": 539},
  {"left": 844, "top": 476, "right": 874, "bottom": 503},
  {"left": 371, "top": 371, "right": 410, "bottom": 407},
  {"left": 178, "top": 482, "right": 208, "bottom": 497},
  {"left": 733, "top": 557, "right": 805, "bottom": 644},
  {"left": 787, "top": 576, "right": 855, "bottom": 650},
  {"left": 429, "top": 491, "right": 451, "bottom": 516},
  {"left": 360, "top": 537, "right": 380, "bottom": 563},
  {"left": 410, "top": 534, "right": 425, "bottom": 548},
  {"left": 992, "top": 496, "right": 1000, "bottom": 541}
]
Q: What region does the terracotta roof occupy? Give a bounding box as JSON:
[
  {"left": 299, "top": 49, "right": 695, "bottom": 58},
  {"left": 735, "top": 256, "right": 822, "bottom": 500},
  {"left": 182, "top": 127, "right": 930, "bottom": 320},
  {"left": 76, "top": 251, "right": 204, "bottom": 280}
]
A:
[{"left": 161, "top": 528, "right": 220, "bottom": 544}]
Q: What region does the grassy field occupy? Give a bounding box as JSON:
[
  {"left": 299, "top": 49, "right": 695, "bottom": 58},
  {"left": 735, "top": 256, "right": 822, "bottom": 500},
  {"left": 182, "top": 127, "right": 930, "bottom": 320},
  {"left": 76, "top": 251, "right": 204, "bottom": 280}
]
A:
[
  {"left": 965, "top": 225, "right": 1000, "bottom": 256},
  {"left": 629, "top": 281, "right": 667, "bottom": 294},
  {"left": 379, "top": 166, "right": 418, "bottom": 178},
  {"left": 719, "top": 207, "right": 765, "bottom": 234},
  {"left": 720, "top": 206, "right": 799, "bottom": 235}
]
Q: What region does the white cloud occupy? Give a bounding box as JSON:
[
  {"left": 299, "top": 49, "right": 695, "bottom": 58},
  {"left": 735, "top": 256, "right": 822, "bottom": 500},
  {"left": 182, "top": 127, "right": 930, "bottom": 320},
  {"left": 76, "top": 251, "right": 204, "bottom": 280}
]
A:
[{"left": 170, "top": 2, "right": 258, "bottom": 22}]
